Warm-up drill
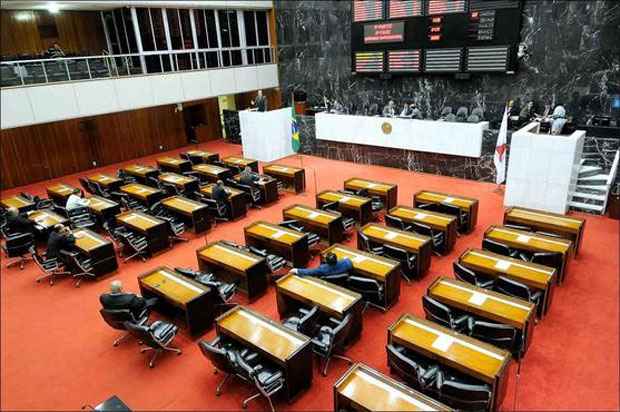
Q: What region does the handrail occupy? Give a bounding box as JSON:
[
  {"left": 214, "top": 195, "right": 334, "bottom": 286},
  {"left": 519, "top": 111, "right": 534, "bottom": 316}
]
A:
[{"left": 606, "top": 150, "right": 619, "bottom": 186}]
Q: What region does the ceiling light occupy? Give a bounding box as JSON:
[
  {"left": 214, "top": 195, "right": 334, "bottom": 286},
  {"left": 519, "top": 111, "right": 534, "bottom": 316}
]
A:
[
  {"left": 46, "top": 2, "right": 60, "bottom": 14},
  {"left": 15, "top": 12, "right": 32, "bottom": 21}
]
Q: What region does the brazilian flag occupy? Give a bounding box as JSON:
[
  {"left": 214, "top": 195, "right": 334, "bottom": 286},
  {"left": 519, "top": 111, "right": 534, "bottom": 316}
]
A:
[{"left": 291, "top": 107, "right": 301, "bottom": 152}]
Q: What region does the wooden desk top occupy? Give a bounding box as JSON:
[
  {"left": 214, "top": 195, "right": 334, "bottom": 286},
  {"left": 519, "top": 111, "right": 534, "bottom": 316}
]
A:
[
  {"left": 459, "top": 248, "right": 555, "bottom": 290},
  {"left": 157, "top": 156, "right": 189, "bottom": 167},
  {"left": 217, "top": 306, "right": 309, "bottom": 362},
  {"left": 361, "top": 223, "right": 430, "bottom": 251},
  {"left": 335, "top": 363, "right": 451, "bottom": 412},
  {"left": 277, "top": 274, "right": 361, "bottom": 316},
  {"left": 389, "top": 314, "right": 511, "bottom": 384},
  {"left": 88, "top": 174, "right": 121, "bottom": 186},
  {"left": 88, "top": 195, "right": 119, "bottom": 212},
  {"left": 317, "top": 190, "right": 370, "bottom": 207},
  {"left": 222, "top": 156, "right": 257, "bottom": 166},
  {"left": 389, "top": 206, "right": 456, "bottom": 229},
  {"left": 200, "top": 183, "right": 244, "bottom": 197},
  {"left": 262, "top": 164, "right": 303, "bottom": 176},
  {"left": 0, "top": 195, "right": 34, "bottom": 210},
  {"left": 47, "top": 183, "right": 77, "bottom": 197},
  {"left": 197, "top": 242, "right": 263, "bottom": 271},
  {"left": 73, "top": 229, "right": 111, "bottom": 252},
  {"left": 158, "top": 172, "right": 197, "bottom": 186},
  {"left": 283, "top": 204, "right": 340, "bottom": 226},
  {"left": 193, "top": 164, "right": 230, "bottom": 175},
  {"left": 162, "top": 196, "right": 206, "bottom": 213},
  {"left": 123, "top": 164, "right": 158, "bottom": 176},
  {"left": 27, "top": 210, "right": 67, "bottom": 228},
  {"left": 485, "top": 225, "right": 572, "bottom": 255},
  {"left": 428, "top": 277, "right": 535, "bottom": 329},
  {"left": 505, "top": 207, "right": 585, "bottom": 234},
  {"left": 245, "top": 221, "right": 305, "bottom": 245},
  {"left": 140, "top": 266, "right": 208, "bottom": 305},
  {"left": 415, "top": 190, "right": 477, "bottom": 210},
  {"left": 323, "top": 244, "right": 399, "bottom": 280},
  {"left": 117, "top": 211, "right": 164, "bottom": 230},
  {"left": 344, "top": 177, "right": 396, "bottom": 193},
  {"left": 120, "top": 183, "right": 162, "bottom": 199},
  {"left": 185, "top": 150, "right": 217, "bottom": 158}
]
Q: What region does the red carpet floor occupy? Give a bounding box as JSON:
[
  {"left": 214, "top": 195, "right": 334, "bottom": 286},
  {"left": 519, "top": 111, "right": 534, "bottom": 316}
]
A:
[{"left": 1, "top": 140, "right": 618, "bottom": 411}]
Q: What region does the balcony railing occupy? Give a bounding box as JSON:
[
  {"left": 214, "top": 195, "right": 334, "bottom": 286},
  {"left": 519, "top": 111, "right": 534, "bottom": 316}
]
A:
[{"left": 0, "top": 46, "right": 275, "bottom": 88}]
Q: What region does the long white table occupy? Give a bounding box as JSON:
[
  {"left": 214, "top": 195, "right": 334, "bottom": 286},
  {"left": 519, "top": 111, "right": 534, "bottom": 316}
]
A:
[{"left": 316, "top": 112, "right": 488, "bottom": 158}]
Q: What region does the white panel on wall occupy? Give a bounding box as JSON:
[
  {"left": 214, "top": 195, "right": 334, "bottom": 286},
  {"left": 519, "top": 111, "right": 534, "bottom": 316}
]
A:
[
  {"left": 28, "top": 83, "right": 79, "bottom": 123},
  {"left": 180, "top": 71, "right": 214, "bottom": 101},
  {"left": 0, "top": 88, "right": 34, "bottom": 129},
  {"left": 113, "top": 76, "right": 154, "bottom": 110},
  {"left": 150, "top": 74, "right": 184, "bottom": 105},
  {"left": 208, "top": 68, "right": 236, "bottom": 96},
  {"left": 73, "top": 80, "right": 119, "bottom": 116},
  {"left": 257, "top": 64, "right": 279, "bottom": 89},
  {"left": 234, "top": 66, "right": 259, "bottom": 93}
]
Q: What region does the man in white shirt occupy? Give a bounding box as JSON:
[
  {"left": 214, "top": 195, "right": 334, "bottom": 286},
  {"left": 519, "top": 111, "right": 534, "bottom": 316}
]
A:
[{"left": 65, "top": 190, "right": 90, "bottom": 211}]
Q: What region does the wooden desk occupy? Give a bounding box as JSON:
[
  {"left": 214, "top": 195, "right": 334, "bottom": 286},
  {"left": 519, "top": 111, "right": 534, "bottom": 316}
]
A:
[
  {"left": 413, "top": 190, "right": 479, "bottom": 234},
  {"left": 458, "top": 248, "right": 555, "bottom": 317},
  {"left": 388, "top": 314, "right": 511, "bottom": 411},
  {"left": 276, "top": 274, "right": 363, "bottom": 343},
  {"left": 283, "top": 204, "right": 344, "bottom": 245},
  {"left": 120, "top": 183, "right": 164, "bottom": 207},
  {"left": 122, "top": 164, "right": 159, "bottom": 184},
  {"left": 344, "top": 178, "right": 397, "bottom": 210},
  {"left": 139, "top": 266, "right": 215, "bottom": 335},
  {"left": 197, "top": 242, "right": 269, "bottom": 300},
  {"left": 334, "top": 363, "right": 452, "bottom": 412},
  {"left": 183, "top": 150, "right": 219, "bottom": 164},
  {"left": 156, "top": 156, "right": 192, "bottom": 174},
  {"left": 72, "top": 229, "right": 118, "bottom": 277},
  {"left": 161, "top": 196, "right": 211, "bottom": 233},
  {"left": 504, "top": 207, "right": 586, "bottom": 255},
  {"left": 388, "top": 206, "right": 458, "bottom": 254},
  {"left": 232, "top": 174, "right": 279, "bottom": 205},
  {"left": 316, "top": 190, "right": 372, "bottom": 225},
  {"left": 87, "top": 196, "right": 121, "bottom": 223},
  {"left": 263, "top": 164, "right": 306, "bottom": 193},
  {"left": 158, "top": 172, "right": 199, "bottom": 194},
  {"left": 46, "top": 183, "right": 78, "bottom": 205},
  {"left": 192, "top": 164, "right": 232, "bottom": 183},
  {"left": 359, "top": 223, "right": 432, "bottom": 279},
  {"left": 0, "top": 195, "right": 35, "bottom": 212},
  {"left": 222, "top": 156, "right": 259, "bottom": 173},
  {"left": 322, "top": 244, "right": 401, "bottom": 310},
  {"left": 199, "top": 183, "right": 247, "bottom": 220},
  {"left": 116, "top": 211, "right": 169, "bottom": 255},
  {"left": 216, "top": 306, "right": 313, "bottom": 401},
  {"left": 27, "top": 209, "right": 68, "bottom": 231},
  {"left": 428, "top": 276, "right": 536, "bottom": 358},
  {"left": 484, "top": 225, "right": 572, "bottom": 284},
  {"left": 244, "top": 221, "right": 309, "bottom": 267},
  {"left": 87, "top": 174, "right": 122, "bottom": 191}
]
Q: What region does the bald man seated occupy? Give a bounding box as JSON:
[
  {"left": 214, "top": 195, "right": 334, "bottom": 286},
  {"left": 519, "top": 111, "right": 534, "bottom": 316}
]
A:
[
  {"left": 99, "top": 280, "right": 158, "bottom": 319},
  {"left": 4, "top": 207, "right": 35, "bottom": 234}
]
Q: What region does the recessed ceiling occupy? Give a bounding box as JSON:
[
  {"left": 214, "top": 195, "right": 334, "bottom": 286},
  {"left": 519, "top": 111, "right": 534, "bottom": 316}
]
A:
[{"left": 0, "top": 1, "right": 273, "bottom": 11}]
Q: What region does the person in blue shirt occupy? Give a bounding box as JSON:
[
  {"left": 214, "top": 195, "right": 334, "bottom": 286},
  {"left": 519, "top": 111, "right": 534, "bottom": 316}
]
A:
[{"left": 290, "top": 252, "right": 353, "bottom": 278}]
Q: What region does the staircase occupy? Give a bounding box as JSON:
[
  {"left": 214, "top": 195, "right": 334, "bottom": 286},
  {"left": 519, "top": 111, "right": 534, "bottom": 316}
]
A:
[{"left": 569, "top": 149, "right": 619, "bottom": 214}]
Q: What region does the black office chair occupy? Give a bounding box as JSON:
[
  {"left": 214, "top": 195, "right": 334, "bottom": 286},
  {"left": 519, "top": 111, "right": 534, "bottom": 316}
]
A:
[
  {"left": 99, "top": 308, "right": 149, "bottom": 347},
  {"left": 195, "top": 194, "right": 229, "bottom": 227},
  {"left": 470, "top": 320, "right": 518, "bottom": 355},
  {"left": 321, "top": 202, "right": 355, "bottom": 233},
  {"left": 358, "top": 232, "right": 384, "bottom": 255},
  {"left": 160, "top": 215, "right": 188, "bottom": 244},
  {"left": 118, "top": 194, "right": 147, "bottom": 213},
  {"left": 1, "top": 229, "right": 34, "bottom": 270},
  {"left": 438, "top": 379, "right": 492, "bottom": 411},
  {"left": 282, "top": 305, "right": 319, "bottom": 336},
  {"left": 531, "top": 252, "right": 563, "bottom": 274},
  {"left": 346, "top": 275, "right": 384, "bottom": 312},
  {"left": 422, "top": 295, "right": 471, "bottom": 333},
  {"left": 385, "top": 214, "right": 412, "bottom": 232},
  {"left": 482, "top": 238, "right": 522, "bottom": 260},
  {"left": 124, "top": 320, "right": 182, "bottom": 368},
  {"left": 280, "top": 220, "right": 321, "bottom": 249},
  {"left": 32, "top": 248, "right": 70, "bottom": 286},
  {"left": 174, "top": 267, "right": 236, "bottom": 310},
  {"left": 160, "top": 182, "right": 180, "bottom": 197},
  {"left": 342, "top": 189, "right": 384, "bottom": 218},
  {"left": 52, "top": 201, "right": 68, "bottom": 217},
  {"left": 321, "top": 271, "right": 350, "bottom": 287},
  {"left": 146, "top": 176, "right": 162, "bottom": 189},
  {"left": 78, "top": 177, "right": 95, "bottom": 195},
  {"left": 198, "top": 337, "right": 248, "bottom": 396},
  {"left": 382, "top": 243, "right": 416, "bottom": 282},
  {"left": 453, "top": 262, "right": 495, "bottom": 289},
  {"left": 311, "top": 314, "right": 354, "bottom": 376},
  {"left": 246, "top": 246, "right": 287, "bottom": 275},
  {"left": 67, "top": 207, "right": 97, "bottom": 230},
  {"left": 90, "top": 182, "right": 111, "bottom": 198},
  {"left": 438, "top": 203, "right": 469, "bottom": 234},
  {"left": 116, "top": 170, "right": 137, "bottom": 185},
  {"left": 227, "top": 179, "right": 261, "bottom": 209},
  {"left": 237, "top": 356, "right": 285, "bottom": 412},
  {"left": 61, "top": 250, "right": 96, "bottom": 287},
  {"left": 411, "top": 222, "right": 445, "bottom": 255},
  {"left": 494, "top": 276, "right": 543, "bottom": 311},
  {"left": 114, "top": 229, "right": 149, "bottom": 262},
  {"left": 386, "top": 343, "right": 439, "bottom": 392}
]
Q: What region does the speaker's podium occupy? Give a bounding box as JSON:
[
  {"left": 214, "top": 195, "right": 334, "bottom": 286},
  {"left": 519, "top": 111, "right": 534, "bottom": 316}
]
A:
[
  {"left": 239, "top": 107, "right": 295, "bottom": 162},
  {"left": 504, "top": 121, "right": 585, "bottom": 213}
]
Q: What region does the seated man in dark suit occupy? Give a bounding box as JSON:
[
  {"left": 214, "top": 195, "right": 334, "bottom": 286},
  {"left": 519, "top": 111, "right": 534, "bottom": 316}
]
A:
[
  {"left": 238, "top": 166, "right": 260, "bottom": 187},
  {"left": 290, "top": 252, "right": 353, "bottom": 279},
  {"left": 100, "top": 280, "right": 157, "bottom": 319},
  {"left": 45, "top": 224, "right": 75, "bottom": 261},
  {"left": 4, "top": 207, "right": 35, "bottom": 234}
]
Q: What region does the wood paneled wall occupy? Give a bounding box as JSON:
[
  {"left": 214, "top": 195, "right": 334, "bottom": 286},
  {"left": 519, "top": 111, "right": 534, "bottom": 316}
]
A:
[
  {"left": 1, "top": 10, "right": 107, "bottom": 56},
  {"left": 235, "top": 87, "right": 283, "bottom": 111}
]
